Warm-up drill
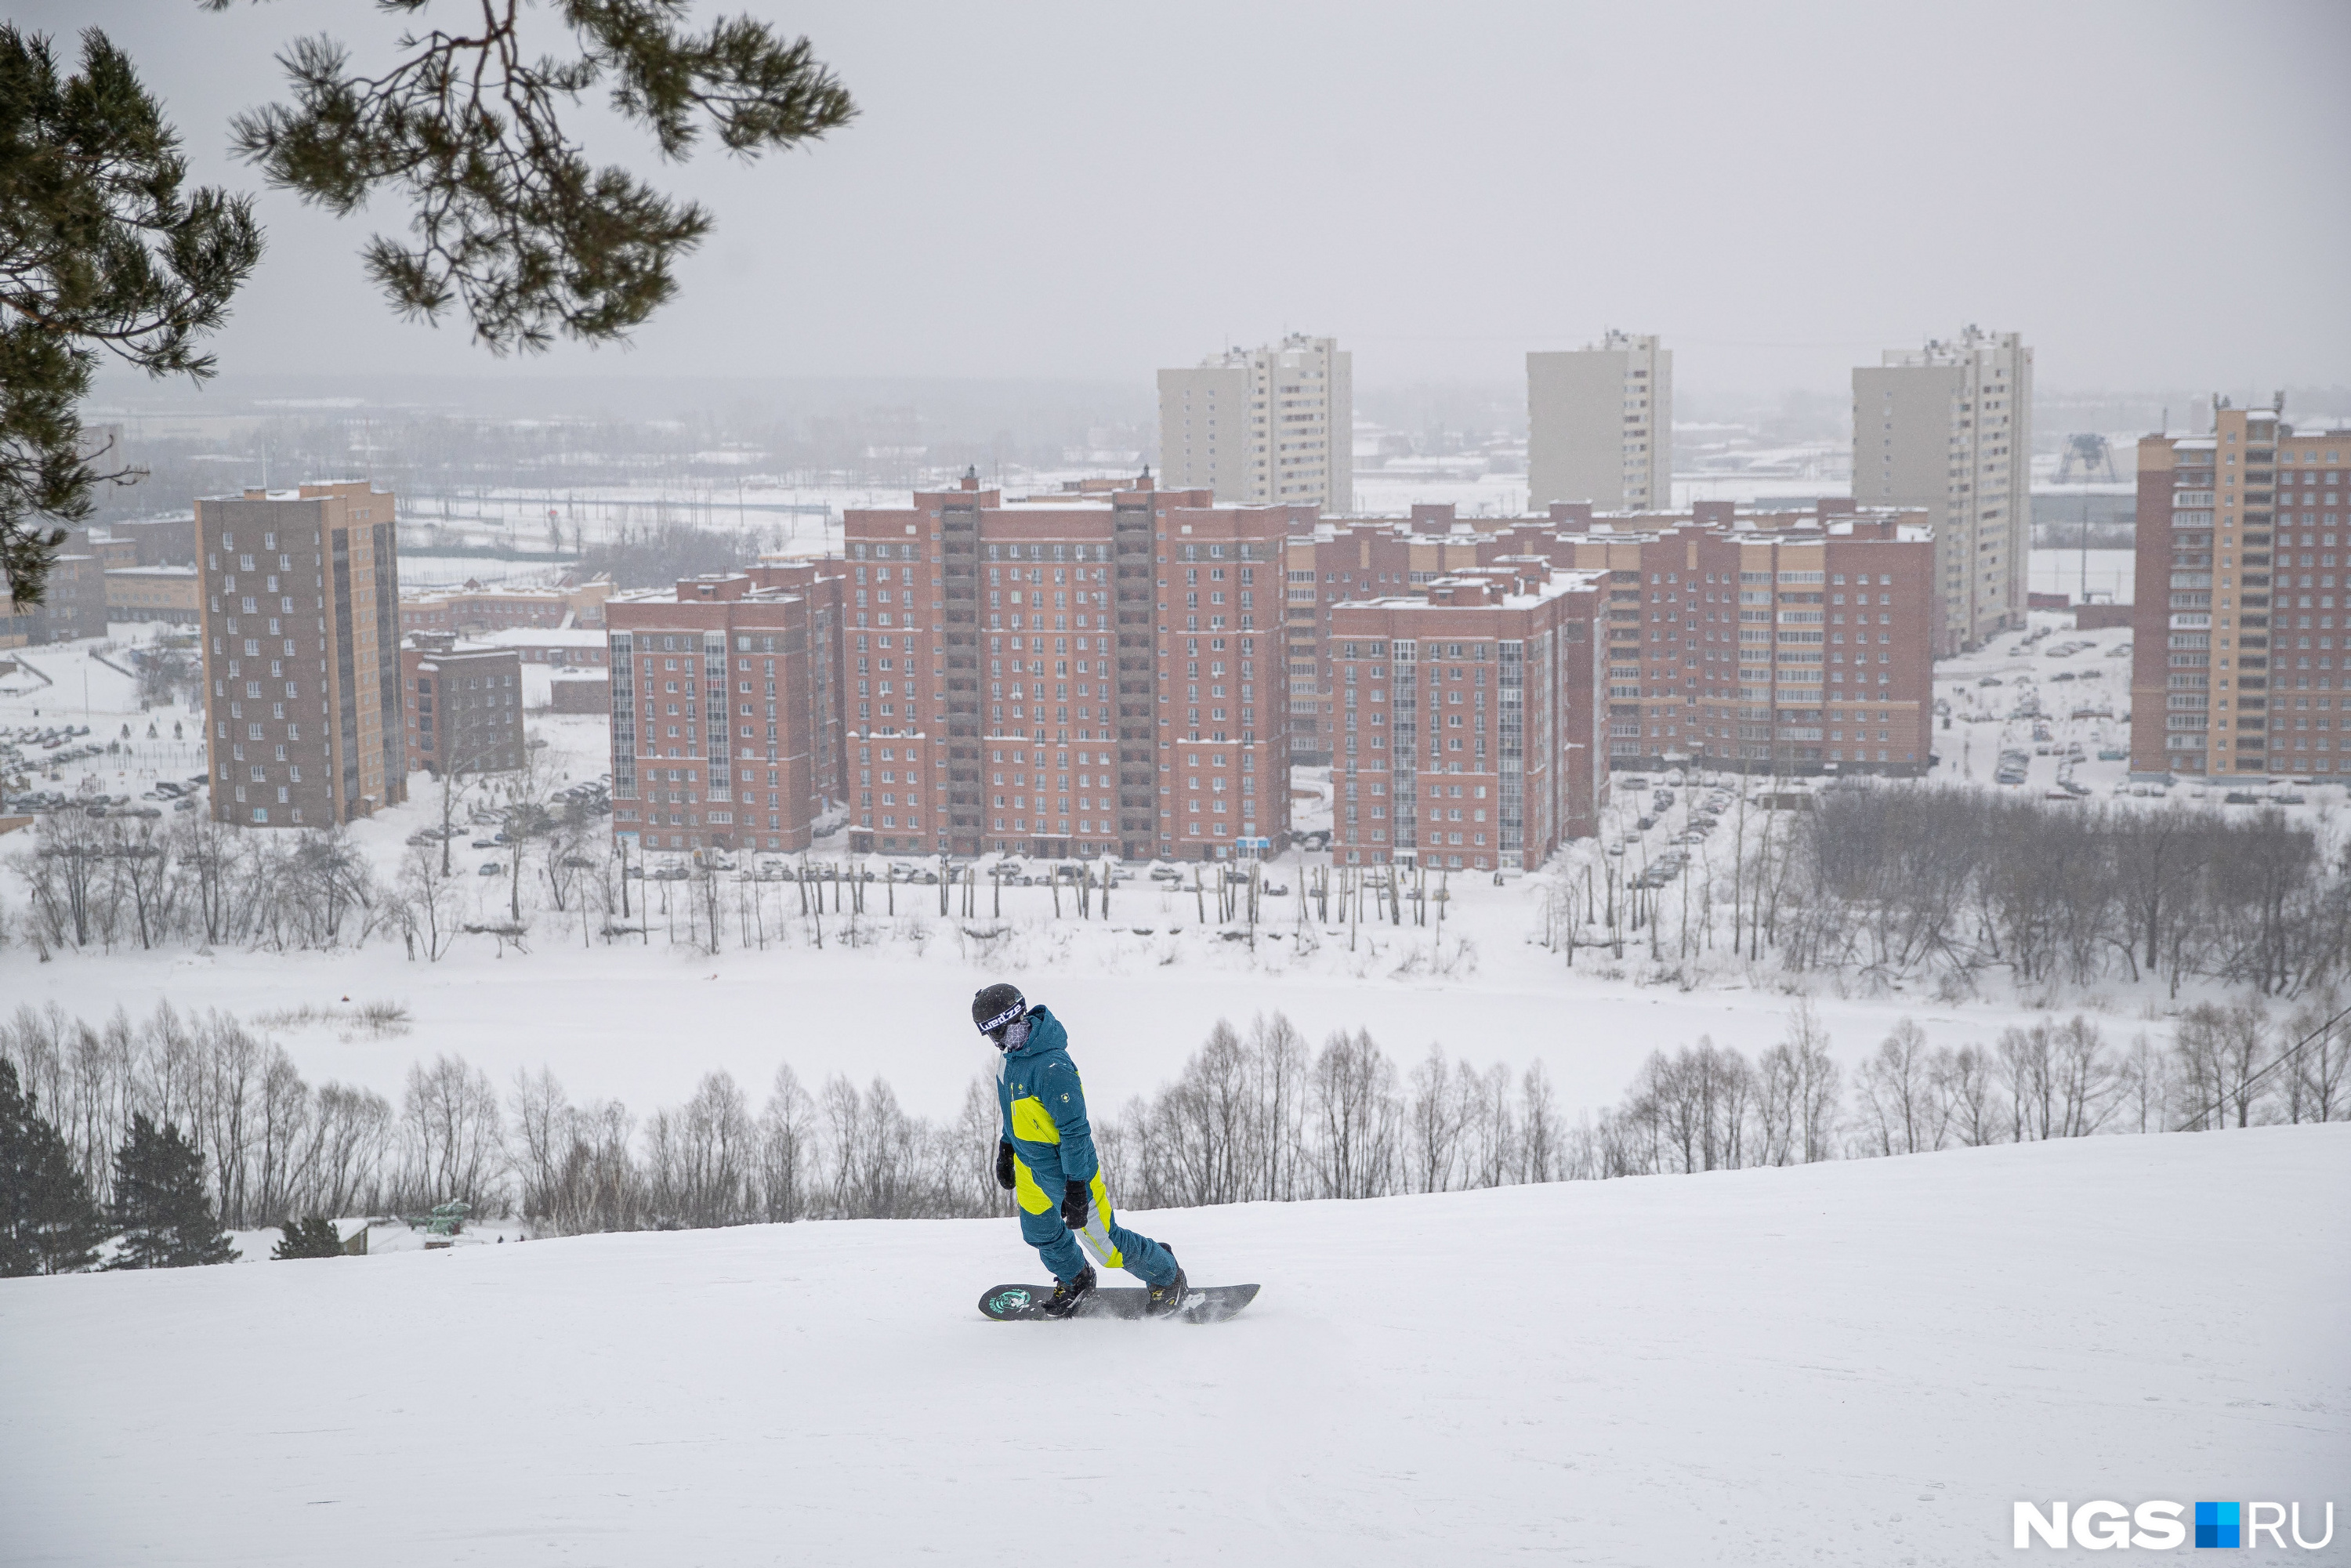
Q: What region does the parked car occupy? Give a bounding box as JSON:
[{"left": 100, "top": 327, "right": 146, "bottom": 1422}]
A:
[{"left": 477, "top": 863, "right": 502, "bottom": 876}]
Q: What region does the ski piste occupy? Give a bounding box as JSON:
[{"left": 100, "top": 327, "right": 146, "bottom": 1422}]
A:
[{"left": 978, "top": 1283, "right": 1260, "bottom": 1324}]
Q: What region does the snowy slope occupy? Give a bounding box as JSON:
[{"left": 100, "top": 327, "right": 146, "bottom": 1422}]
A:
[{"left": 5, "top": 1126, "right": 2346, "bottom": 1566}]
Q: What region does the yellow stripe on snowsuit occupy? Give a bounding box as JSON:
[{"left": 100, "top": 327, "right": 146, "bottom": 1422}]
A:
[
  {"left": 1009, "top": 1157, "right": 1126, "bottom": 1269},
  {"left": 1012, "top": 1153, "right": 1056, "bottom": 1215},
  {"left": 1009, "top": 1095, "right": 1060, "bottom": 1144},
  {"left": 1071, "top": 1171, "right": 1124, "bottom": 1270}
]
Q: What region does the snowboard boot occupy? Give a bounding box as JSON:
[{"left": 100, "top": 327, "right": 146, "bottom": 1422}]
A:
[
  {"left": 1143, "top": 1259, "right": 1190, "bottom": 1319},
  {"left": 1039, "top": 1265, "right": 1097, "bottom": 1320}
]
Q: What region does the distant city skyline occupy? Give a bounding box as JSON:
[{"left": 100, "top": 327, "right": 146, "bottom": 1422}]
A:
[{"left": 19, "top": 0, "right": 2348, "bottom": 400}]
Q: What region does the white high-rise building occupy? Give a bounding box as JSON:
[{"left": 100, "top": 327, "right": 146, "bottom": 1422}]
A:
[
  {"left": 1527, "top": 331, "right": 1672, "bottom": 512},
  {"left": 1158, "top": 334, "right": 1351, "bottom": 513},
  {"left": 1853, "top": 328, "right": 2032, "bottom": 654}
]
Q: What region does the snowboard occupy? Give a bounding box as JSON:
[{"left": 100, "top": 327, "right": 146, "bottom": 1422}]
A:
[{"left": 978, "top": 1282, "right": 1259, "bottom": 1324}]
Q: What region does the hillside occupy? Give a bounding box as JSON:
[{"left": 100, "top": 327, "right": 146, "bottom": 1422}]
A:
[{"left": 4, "top": 1126, "right": 2346, "bottom": 1566}]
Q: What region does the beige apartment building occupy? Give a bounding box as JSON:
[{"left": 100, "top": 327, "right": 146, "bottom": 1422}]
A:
[
  {"left": 197, "top": 481, "right": 407, "bottom": 826},
  {"left": 2131, "top": 406, "right": 2350, "bottom": 780},
  {"left": 1527, "top": 331, "right": 1672, "bottom": 512},
  {"left": 1158, "top": 334, "right": 1352, "bottom": 513},
  {"left": 1853, "top": 327, "right": 2031, "bottom": 654},
  {"left": 105, "top": 565, "right": 201, "bottom": 624}
]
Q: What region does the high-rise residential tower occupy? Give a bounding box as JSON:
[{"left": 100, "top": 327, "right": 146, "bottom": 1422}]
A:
[
  {"left": 2130, "top": 406, "right": 2349, "bottom": 780},
  {"left": 1158, "top": 334, "right": 1352, "bottom": 513},
  {"left": 1853, "top": 328, "right": 2031, "bottom": 654},
  {"left": 839, "top": 473, "right": 1305, "bottom": 861},
  {"left": 196, "top": 481, "right": 406, "bottom": 826},
  {"left": 1527, "top": 331, "right": 1672, "bottom": 513}
]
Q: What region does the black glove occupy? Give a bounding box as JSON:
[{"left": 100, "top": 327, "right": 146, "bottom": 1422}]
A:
[
  {"left": 1060, "top": 1179, "right": 1090, "bottom": 1229},
  {"left": 994, "top": 1140, "right": 1015, "bottom": 1192}
]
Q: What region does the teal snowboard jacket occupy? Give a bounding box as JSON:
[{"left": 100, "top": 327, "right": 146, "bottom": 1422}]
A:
[{"left": 994, "top": 1005, "right": 1100, "bottom": 1200}]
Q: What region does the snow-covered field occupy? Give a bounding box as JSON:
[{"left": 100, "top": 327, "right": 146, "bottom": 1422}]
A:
[
  {"left": 2029, "top": 546, "right": 2135, "bottom": 605},
  {"left": 5, "top": 1124, "right": 2342, "bottom": 1566},
  {"left": 6, "top": 932, "right": 2066, "bottom": 1132}
]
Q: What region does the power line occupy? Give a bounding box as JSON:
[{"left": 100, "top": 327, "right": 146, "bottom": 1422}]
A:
[{"left": 2168, "top": 997, "right": 2351, "bottom": 1132}]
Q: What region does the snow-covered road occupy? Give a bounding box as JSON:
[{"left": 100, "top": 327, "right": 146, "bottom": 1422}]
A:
[{"left": 6, "top": 1124, "right": 2343, "bottom": 1566}]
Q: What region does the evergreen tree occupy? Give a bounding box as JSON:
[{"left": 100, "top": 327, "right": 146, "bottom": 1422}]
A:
[
  {"left": 105, "top": 1113, "right": 237, "bottom": 1269},
  {"left": 0, "top": 1058, "right": 110, "bottom": 1276},
  {"left": 270, "top": 1215, "right": 344, "bottom": 1260},
  {"left": 0, "top": 25, "right": 261, "bottom": 607}
]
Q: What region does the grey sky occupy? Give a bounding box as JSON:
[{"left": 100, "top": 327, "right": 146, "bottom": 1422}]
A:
[{"left": 24, "top": 0, "right": 2351, "bottom": 397}]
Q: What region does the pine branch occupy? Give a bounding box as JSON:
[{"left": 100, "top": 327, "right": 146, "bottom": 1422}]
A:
[{"left": 221, "top": 0, "right": 855, "bottom": 355}]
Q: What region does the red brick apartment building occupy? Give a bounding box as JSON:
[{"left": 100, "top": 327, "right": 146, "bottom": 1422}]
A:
[
  {"left": 603, "top": 564, "right": 846, "bottom": 856},
  {"left": 400, "top": 633, "right": 523, "bottom": 777},
  {"left": 838, "top": 471, "right": 1312, "bottom": 861},
  {"left": 2132, "top": 407, "right": 2351, "bottom": 778},
  {"left": 1529, "top": 507, "right": 1938, "bottom": 776},
  {"left": 1297, "top": 499, "right": 1937, "bottom": 778},
  {"left": 1327, "top": 559, "right": 1608, "bottom": 871},
  {"left": 595, "top": 483, "right": 1939, "bottom": 864}
]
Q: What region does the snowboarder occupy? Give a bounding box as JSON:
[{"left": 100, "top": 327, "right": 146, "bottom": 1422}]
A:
[{"left": 974, "top": 983, "right": 1186, "bottom": 1320}]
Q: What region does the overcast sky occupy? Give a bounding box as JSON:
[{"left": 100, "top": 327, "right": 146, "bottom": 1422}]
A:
[{"left": 26, "top": 0, "right": 2351, "bottom": 397}]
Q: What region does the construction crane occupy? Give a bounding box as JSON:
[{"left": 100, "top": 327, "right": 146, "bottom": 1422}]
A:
[{"left": 2054, "top": 433, "right": 2117, "bottom": 485}]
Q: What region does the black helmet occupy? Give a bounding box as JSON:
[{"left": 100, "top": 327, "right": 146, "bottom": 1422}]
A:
[{"left": 973, "top": 983, "right": 1027, "bottom": 1041}]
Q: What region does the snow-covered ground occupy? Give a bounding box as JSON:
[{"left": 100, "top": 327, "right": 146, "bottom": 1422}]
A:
[
  {"left": 1924, "top": 612, "right": 2143, "bottom": 798},
  {"left": 5, "top": 1124, "right": 2342, "bottom": 1566},
  {"left": 2029, "top": 546, "right": 2135, "bottom": 605}
]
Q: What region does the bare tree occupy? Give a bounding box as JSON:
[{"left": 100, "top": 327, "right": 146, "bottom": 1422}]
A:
[
  {"left": 508, "top": 1066, "right": 572, "bottom": 1222},
  {"left": 1517, "top": 1060, "right": 1563, "bottom": 1184},
  {"left": 1855, "top": 1019, "right": 1938, "bottom": 1157},
  {"left": 1405, "top": 1044, "right": 1466, "bottom": 1193},
  {"left": 758, "top": 1063, "right": 817, "bottom": 1223},
  {"left": 2284, "top": 994, "right": 2351, "bottom": 1124},
  {"left": 397, "top": 840, "right": 464, "bottom": 961},
  {"left": 401, "top": 1053, "right": 507, "bottom": 1211},
  {"left": 646, "top": 1070, "right": 753, "bottom": 1227},
  {"left": 2050, "top": 1016, "right": 2121, "bottom": 1138},
  {"left": 1308, "top": 1029, "right": 1400, "bottom": 1200}
]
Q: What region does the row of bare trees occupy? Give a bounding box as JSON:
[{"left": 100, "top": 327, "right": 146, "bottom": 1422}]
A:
[
  {"left": 1105, "top": 998, "right": 2351, "bottom": 1201},
  {"left": 1762, "top": 792, "right": 2351, "bottom": 998},
  {"left": 14, "top": 813, "right": 389, "bottom": 954},
  {"left": 11, "top": 995, "right": 2344, "bottom": 1255},
  {"left": 2, "top": 1002, "right": 399, "bottom": 1228},
  {"left": 507, "top": 1063, "right": 1005, "bottom": 1230},
  {"left": 0, "top": 1001, "right": 1010, "bottom": 1237},
  {"left": 1614, "top": 995, "right": 2351, "bottom": 1176}
]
